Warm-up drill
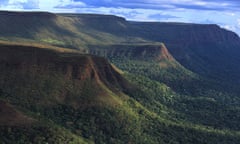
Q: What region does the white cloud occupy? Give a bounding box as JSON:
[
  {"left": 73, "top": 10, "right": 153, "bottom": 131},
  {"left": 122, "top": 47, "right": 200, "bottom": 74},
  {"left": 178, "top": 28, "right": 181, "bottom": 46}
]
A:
[
  {"left": 39, "top": 0, "right": 61, "bottom": 9},
  {"left": 222, "top": 25, "right": 236, "bottom": 31},
  {"left": 226, "top": 12, "right": 236, "bottom": 16},
  {"left": 9, "top": 0, "right": 26, "bottom": 3},
  {"left": 0, "top": 0, "right": 39, "bottom": 9},
  {"left": 237, "top": 19, "right": 240, "bottom": 26},
  {"left": 56, "top": 1, "right": 86, "bottom": 8},
  {"left": 220, "top": 24, "right": 240, "bottom": 36}
]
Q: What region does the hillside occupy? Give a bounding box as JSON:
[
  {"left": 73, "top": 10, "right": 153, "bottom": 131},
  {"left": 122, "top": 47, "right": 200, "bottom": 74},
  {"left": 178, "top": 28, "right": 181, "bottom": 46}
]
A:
[
  {"left": 89, "top": 43, "right": 198, "bottom": 93},
  {"left": 0, "top": 41, "right": 131, "bottom": 107},
  {"left": 1, "top": 42, "right": 240, "bottom": 143},
  {"left": 0, "top": 100, "right": 34, "bottom": 126},
  {"left": 1, "top": 11, "right": 240, "bottom": 143},
  {"left": 0, "top": 42, "right": 139, "bottom": 143},
  {"left": 1, "top": 11, "right": 240, "bottom": 83}
]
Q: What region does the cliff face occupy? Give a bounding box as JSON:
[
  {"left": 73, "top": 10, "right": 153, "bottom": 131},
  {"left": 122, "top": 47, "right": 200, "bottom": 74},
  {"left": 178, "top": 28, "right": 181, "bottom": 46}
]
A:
[
  {"left": 111, "top": 22, "right": 240, "bottom": 81},
  {"left": 89, "top": 43, "right": 174, "bottom": 62},
  {"left": 2, "top": 12, "right": 240, "bottom": 144},
  {"left": 1, "top": 11, "right": 240, "bottom": 82},
  {"left": 68, "top": 14, "right": 240, "bottom": 81},
  {"left": 0, "top": 43, "right": 130, "bottom": 108},
  {"left": 66, "top": 14, "right": 128, "bottom": 34},
  {"left": 132, "top": 23, "right": 239, "bottom": 43},
  {"left": 121, "top": 22, "right": 240, "bottom": 80},
  {"left": 167, "top": 24, "right": 240, "bottom": 81}
]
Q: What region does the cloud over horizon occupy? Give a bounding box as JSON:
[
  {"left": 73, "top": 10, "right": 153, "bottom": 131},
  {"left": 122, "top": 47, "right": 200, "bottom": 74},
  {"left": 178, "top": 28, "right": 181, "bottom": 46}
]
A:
[{"left": 70, "top": 0, "right": 239, "bottom": 11}]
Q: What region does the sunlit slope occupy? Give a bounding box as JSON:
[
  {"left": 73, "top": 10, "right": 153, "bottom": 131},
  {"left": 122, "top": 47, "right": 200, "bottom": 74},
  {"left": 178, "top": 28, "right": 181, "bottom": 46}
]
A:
[
  {"left": 0, "top": 11, "right": 128, "bottom": 49},
  {"left": 1, "top": 11, "right": 240, "bottom": 82},
  {"left": 1, "top": 42, "right": 240, "bottom": 143}
]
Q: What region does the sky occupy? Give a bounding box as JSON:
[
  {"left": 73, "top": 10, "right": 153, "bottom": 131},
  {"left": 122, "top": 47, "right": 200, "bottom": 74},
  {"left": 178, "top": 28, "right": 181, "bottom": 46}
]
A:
[{"left": 0, "top": 0, "right": 240, "bottom": 35}]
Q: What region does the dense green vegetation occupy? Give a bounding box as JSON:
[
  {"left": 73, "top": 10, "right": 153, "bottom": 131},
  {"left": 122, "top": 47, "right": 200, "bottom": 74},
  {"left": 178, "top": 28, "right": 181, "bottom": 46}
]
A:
[
  {"left": 1, "top": 11, "right": 240, "bottom": 143},
  {"left": 0, "top": 124, "right": 92, "bottom": 144},
  {"left": 124, "top": 72, "right": 240, "bottom": 131},
  {"left": 109, "top": 57, "right": 240, "bottom": 131},
  {"left": 1, "top": 42, "right": 240, "bottom": 144}
]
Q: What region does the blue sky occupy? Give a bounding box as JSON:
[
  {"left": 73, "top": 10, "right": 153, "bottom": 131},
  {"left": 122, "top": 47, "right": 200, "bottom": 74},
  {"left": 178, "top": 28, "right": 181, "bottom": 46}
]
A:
[{"left": 1, "top": 0, "right": 240, "bottom": 35}]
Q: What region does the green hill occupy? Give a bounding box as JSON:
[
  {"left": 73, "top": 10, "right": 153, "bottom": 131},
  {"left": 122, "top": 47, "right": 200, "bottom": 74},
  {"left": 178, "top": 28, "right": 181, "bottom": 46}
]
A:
[
  {"left": 1, "top": 11, "right": 240, "bottom": 83},
  {"left": 1, "top": 42, "right": 240, "bottom": 143},
  {"left": 1, "top": 11, "right": 240, "bottom": 143}
]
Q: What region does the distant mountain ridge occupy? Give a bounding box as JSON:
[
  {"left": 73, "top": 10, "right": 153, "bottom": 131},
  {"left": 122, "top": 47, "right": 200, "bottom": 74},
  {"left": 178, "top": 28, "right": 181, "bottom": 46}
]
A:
[
  {"left": 0, "top": 11, "right": 240, "bottom": 83},
  {"left": 1, "top": 42, "right": 240, "bottom": 144},
  {"left": 2, "top": 11, "right": 240, "bottom": 143}
]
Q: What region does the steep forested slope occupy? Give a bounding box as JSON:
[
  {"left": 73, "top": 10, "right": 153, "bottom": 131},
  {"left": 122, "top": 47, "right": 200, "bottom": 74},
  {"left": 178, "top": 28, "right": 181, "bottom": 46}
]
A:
[
  {"left": 1, "top": 42, "right": 240, "bottom": 143},
  {"left": 1, "top": 11, "right": 240, "bottom": 82},
  {"left": 1, "top": 11, "right": 240, "bottom": 143}
]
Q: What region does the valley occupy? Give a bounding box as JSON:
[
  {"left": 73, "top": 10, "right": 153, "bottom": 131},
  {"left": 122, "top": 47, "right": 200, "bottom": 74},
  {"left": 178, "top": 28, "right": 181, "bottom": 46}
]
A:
[{"left": 1, "top": 11, "right": 240, "bottom": 143}]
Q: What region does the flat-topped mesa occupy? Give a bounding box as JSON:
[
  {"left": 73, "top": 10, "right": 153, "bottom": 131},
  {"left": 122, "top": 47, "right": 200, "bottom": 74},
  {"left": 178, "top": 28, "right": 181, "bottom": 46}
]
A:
[
  {"left": 0, "top": 11, "right": 57, "bottom": 18},
  {"left": 157, "top": 43, "right": 175, "bottom": 61},
  {"left": 0, "top": 42, "right": 132, "bottom": 107},
  {"left": 132, "top": 22, "right": 240, "bottom": 43},
  {"left": 0, "top": 11, "right": 60, "bottom": 39},
  {"left": 63, "top": 13, "right": 127, "bottom": 21},
  {"left": 62, "top": 13, "right": 129, "bottom": 34},
  {"left": 0, "top": 43, "right": 126, "bottom": 86},
  {"left": 0, "top": 11, "right": 240, "bottom": 81},
  {"left": 89, "top": 43, "right": 176, "bottom": 62}
]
